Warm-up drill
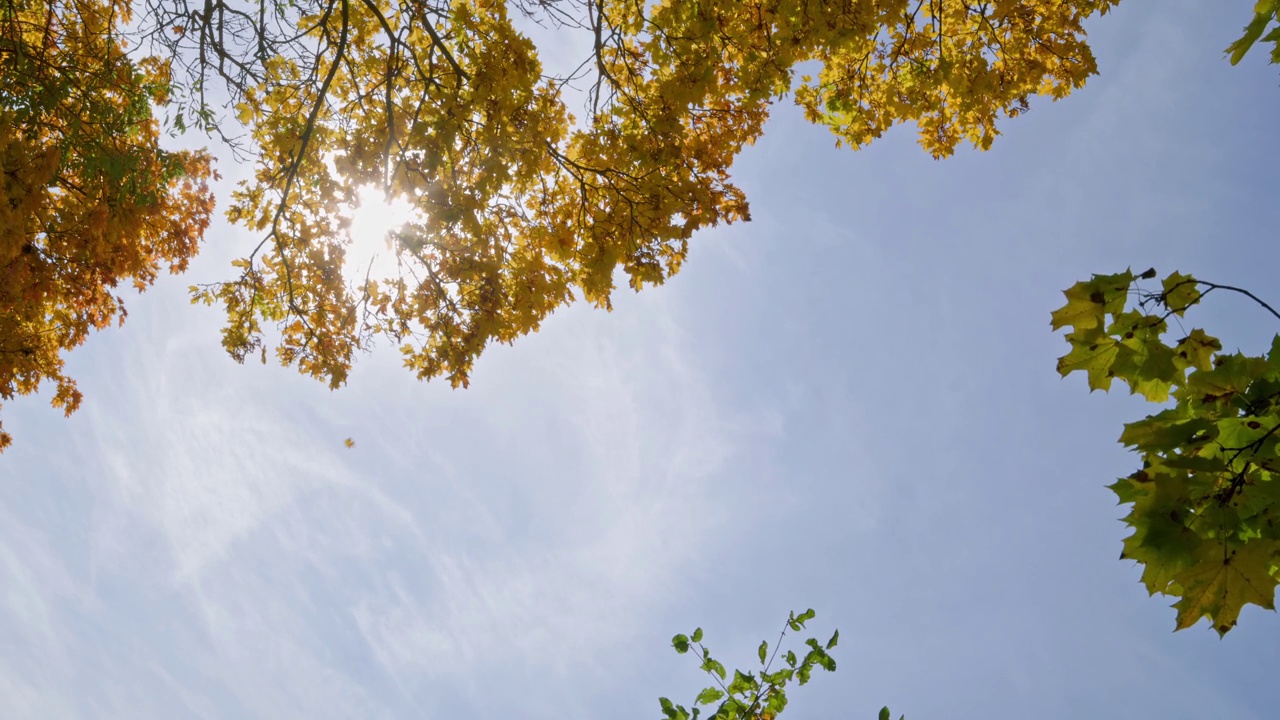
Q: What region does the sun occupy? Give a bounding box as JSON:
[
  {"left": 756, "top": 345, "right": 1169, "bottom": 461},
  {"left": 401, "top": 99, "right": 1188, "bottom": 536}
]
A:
[{"left": 344, "top": 184, "right": 418, "bottom": 287}]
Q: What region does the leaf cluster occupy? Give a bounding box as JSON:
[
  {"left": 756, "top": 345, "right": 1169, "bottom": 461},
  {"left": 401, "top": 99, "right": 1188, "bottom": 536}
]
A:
[
  {"left": 1053, "top": 269, "right": 1280, "bottom": 634},
  {"left": 657, "top": 609, "right": 892, "bottom": 720}
]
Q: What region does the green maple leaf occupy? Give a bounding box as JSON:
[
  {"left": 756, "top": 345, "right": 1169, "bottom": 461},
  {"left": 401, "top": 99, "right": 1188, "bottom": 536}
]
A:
[
  {"left": 1122, "top": 523, "right": 1201, "bottom": 596},
  {"left": 1183, "top": 354, "right": 1269, "bottom": 410},
  {"left": 1173, "top": 540, "right": 1279, "bottom": 636},
  {"left": 1051, "top": 283, "right": 1107, "bottom": 331},
  {"left": 1233, "top": 473, "right": 1280, "bottom": 526},
  {"left": 1115, "top": 465, "right": 1201, "bottom": 594},
  {"left": 1118, "top": 410, "right": 1212, "bottom": 453},
  {"left": 1050, "top": 271, "right": 1134, "bottom": 332},
  {"left": 1101, "top": 311, "right": 1177, "bottom": 401},
  {"left": 1108, "top": 475, "right": 1145, "bottom": 506},
  {"left": 1057, "top": 327, "right": 1119, "bottom": 391},
  {"left": 1215, "top": 416, "right": 1278, "bottom": 453},
  {"left": 1173, "top": 329, "right": 1221, "bottom": 373},
  {"left": 1160, "top": 271, "right": 1201, "bottom": 315},
  {"left": 1114, "top": 343, "right": 1177, "bottom": 402},
  {"left": 1159, "top": 454, "right": 1226, "bottom": 474}
]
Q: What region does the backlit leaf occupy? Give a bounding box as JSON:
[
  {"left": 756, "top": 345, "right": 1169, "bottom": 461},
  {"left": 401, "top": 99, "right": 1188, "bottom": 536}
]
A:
[{"left": 1173, "top": 541, "right": 1279, "bottom": 635}]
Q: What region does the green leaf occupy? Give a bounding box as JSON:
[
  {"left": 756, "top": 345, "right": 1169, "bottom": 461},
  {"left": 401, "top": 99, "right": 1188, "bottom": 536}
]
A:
[
  {"left": 762, "top": 668, "right": 794, "bottom": 685},
  {"left": 825, "top": 629, "right": 839, "bottom": 649},
  {"left": 1118, "top": 412, "right": 1213, "bottom": 453},
  {"left": 1050, "top": 271, "right": 1133, "bottom": 331},
  {"left": 1120, "top": 513, "right": 1202, "bottom": 597},
  {"left": 1184, "top": 354, "right": 1269, "bottom": 410},
  {"left": 1216, "top": 417, "right": 1277, "bottom": 451},
  {"left": 691, "top": 627, "right": 703, "bottom": 643},
  {"left": 1057, "top": 327, "right": 1120, "bottom": 391},
  {"left": 673, "top": 634, "right": 690, "bottom": 654},
  {"left": 1173, "top": 540, "right": 1280, "bottom": 635},
  {"left": 788, "top": 608, "right": 816, "bottom": 630},
  {"left": 695, "top": 687, "right": 725, "bottom": 706},
  {"left": 727, "top": 670, "right": 757, "bottom": 696},
  {"left": 1050, "top": 283, "right": 1103, "bottom": 331},
  {"left": 1226, "top": 1, "right": 1280, "bottom": 65},
  {"left": 1174, "top": 330, "right": 1222, "bottom": 372},
  {"left": 758, "top": 640, "right": 767, "bottom": 665},
  {"left": 1104, "top": 311, "right": 1177, "bottom": 401},
  {"left": 1108, "top": 476, "right": 1144, "bottom": 506},
  {"left": 766, "top": 690, "right": 788, "bottom": 715},
  {"left": 880, "top": 707, "right": 891, "bottom": 720},
  {"left": 1161, "top": 272, "right": 1201, "bottom": 315}
]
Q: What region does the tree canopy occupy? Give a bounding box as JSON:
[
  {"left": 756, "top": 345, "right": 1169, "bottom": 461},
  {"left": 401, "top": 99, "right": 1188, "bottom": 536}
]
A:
[
  {"left": 186, "top": 0, "right": 1117, "bottom": 391},
  {"left": 0, "top": 0, "right": 214, "bottom": 449},
  {"left": 1052, "top": 7, "right": 1280, "bottom": 636},
  {"left": 2, "top": 0, "right": 1122, "bottom": 449}
]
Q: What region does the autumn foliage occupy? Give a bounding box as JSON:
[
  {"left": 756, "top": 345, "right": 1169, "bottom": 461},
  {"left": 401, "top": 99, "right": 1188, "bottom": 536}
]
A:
[
  {"left": 2, "top": 0, "right": 1278, "bottom": 684},
  {"left": 1, "top": 0, "right": 214, "bottom": 449},
  {"left": 192, "top": 0, "right": 1117, "bottom": 393},
  {"left": 0, "top": 0, "right": 1124, "bottom": 450}
]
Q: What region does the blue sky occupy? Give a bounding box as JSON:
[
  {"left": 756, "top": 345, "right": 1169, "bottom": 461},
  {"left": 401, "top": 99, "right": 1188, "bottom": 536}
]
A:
[{"left": 3, "top": 1, "right": 1280, "bottom": 717}]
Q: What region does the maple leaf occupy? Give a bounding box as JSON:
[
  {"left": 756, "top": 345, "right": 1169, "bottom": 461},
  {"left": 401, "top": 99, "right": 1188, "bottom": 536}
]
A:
[
  {"left": 1173, "top": 541, "right": 1279, "bottom": 636},
  {"left": 1050, "top": 270, "right": 1135, "bottom": 332},
  {"left": 1173, "top": 329, "right": 1222, "bottom": 373},
  {"left": 1056, "top": 326, "right": 1120, "bottom": 391},
  {"left": 1116, "top": 466, "right": 1200, "bottom": 595},
  {"left": 1161, "top": 271, "right": 1202, "bottom": 315}
]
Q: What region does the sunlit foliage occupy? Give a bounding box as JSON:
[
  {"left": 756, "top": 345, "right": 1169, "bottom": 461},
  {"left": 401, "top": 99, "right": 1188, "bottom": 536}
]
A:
[
  {"left": 0, "top": 0, "right": 214, "bottom": 449},
  {"left": 1054, "top": 270, "right": 1280, "bottom": 635},
  {"left": 174, "top": 0, "right": 1118, "bottom": 390}
]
